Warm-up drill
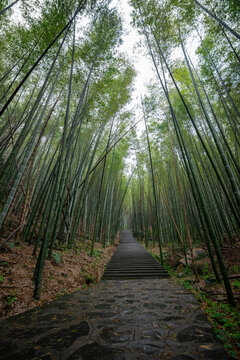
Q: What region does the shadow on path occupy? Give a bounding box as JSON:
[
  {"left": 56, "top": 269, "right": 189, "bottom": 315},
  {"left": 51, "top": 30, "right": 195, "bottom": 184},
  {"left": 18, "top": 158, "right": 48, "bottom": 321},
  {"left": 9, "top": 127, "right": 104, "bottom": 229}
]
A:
[{"left": 0, "top": 231, "right": 230, "bottom": 359}]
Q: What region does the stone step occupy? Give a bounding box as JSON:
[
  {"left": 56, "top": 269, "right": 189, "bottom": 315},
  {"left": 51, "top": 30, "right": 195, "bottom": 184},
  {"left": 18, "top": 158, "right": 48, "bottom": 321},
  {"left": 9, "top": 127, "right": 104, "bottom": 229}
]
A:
[
  {"left": 103, "top": 275, "right": 170, "bottom": 278},
  {"left": 104, "top": 271, "right": 169, "bottom": 276},
  {"left": 107, "top": 263, "right": 160, "bottom": 266},
  {"left": 101, "top": 231, "right": 169, "bottom": 280},
  {"left": 108, "top": 262, "right": 160, "bottom": 264},
  {"left": 103, "top": 270, "right": 170, "bottom": 276},
  {"left": 102, "top": 274, "right": 170, "bottom": 279},
  {"left": 107, "top": 264, "right": 162, "bottom": 267},
  {"left": 105, "top": 268, "right": 168, "bottom": 271},
  {"left": 106, "top": 268, "right": 165, "bottom": 271},
  {"left": 105, "top": 269, "right": 168, "bottom": 274}
]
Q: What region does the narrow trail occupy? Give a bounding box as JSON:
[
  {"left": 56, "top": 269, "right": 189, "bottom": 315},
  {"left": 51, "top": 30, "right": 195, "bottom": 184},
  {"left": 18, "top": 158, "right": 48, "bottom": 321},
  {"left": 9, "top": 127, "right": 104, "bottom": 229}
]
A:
[
  {"left": 102, "top": 230, "right": 169, "bottom": 279},
  {"left": 0, "top": 231, "right": 229, "bottom": 360}
]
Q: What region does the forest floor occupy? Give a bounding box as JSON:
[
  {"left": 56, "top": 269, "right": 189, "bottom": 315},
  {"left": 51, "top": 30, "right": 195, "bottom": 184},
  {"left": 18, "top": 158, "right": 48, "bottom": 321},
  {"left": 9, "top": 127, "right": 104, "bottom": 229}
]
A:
[
  {"left": 145, "top": 242, "right": 240, "bottom": 359},
  {"left": 0, "top": 238, "right": 118, "bottom": 321}
]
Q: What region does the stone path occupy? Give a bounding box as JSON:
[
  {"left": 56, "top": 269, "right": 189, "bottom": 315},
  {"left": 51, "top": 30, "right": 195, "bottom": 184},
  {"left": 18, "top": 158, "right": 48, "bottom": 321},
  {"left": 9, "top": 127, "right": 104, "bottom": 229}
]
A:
[
  {"left": 102, "top": 231, "right": 169, "bottom": 280},
  {"left": 0, "top": 231, "right": 230, "bottom": 360}
]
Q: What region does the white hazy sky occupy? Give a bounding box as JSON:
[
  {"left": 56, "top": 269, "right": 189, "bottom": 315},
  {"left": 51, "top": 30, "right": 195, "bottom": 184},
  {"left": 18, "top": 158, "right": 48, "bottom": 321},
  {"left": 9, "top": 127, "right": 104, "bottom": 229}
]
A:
[
  {"left": 113, "top": 1, "right": 155, "bottom": 94},
  {"left": 109, "top": 0, "right": 199, "bottom": 135},
  {"left": 110, "top": 0, "right": 156, "bottom": 134}
]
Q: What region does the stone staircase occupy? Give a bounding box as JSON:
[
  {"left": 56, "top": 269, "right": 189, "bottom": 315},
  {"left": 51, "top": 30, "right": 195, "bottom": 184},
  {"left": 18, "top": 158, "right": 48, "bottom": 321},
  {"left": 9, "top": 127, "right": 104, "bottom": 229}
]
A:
[{"left": 102, "top": 230, "right": 169, "bottom": 280}]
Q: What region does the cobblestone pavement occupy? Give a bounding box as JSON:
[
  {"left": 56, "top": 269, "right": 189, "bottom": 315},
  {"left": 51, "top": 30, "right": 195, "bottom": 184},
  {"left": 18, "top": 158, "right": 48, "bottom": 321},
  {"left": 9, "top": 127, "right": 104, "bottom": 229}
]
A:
[{"left": 0, "top": 232, "right": 231, "bottom": 359}]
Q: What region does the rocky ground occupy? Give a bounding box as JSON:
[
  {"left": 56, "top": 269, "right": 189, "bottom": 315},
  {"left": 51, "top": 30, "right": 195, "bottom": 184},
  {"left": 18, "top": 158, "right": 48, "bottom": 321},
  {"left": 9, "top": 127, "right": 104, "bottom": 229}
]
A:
[{"left": 0, "top": 279, "right": 231, "bottom": 360}]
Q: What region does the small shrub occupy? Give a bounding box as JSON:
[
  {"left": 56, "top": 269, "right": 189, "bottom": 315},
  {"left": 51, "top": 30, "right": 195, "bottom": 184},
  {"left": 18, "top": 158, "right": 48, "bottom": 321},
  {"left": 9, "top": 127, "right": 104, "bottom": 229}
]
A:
[
  {"left": 6, "top": 242, "right": 15, "bottom": 251},
  {"left": 182, "top": 279, "right": 192, "bottom": 290},
  {"left": 232, "top": 280, "right": 240, "bottom": 289},
  {"left": 204, "top": 300, "right": 240, "bottom": 359},
  {"left": 233, "top": 265, "right": 240, "bottom": 274},
  {"left": 85, "top": 274, "right": 96, "bottom": 284},
  {"left": 56, "top": 288, "right": 69, "bottom": 298},
  {"left": 91, "top": 249, "right": 101, "bottom": 257},
  {"left": 52, "top": 251, "right": 62, "bottom": 265},
  {"left": 202, "top": 262, "right": 209, "bottom": 276},
  {"left": 6, "top": 296, "right": 17, "bottom": 307}
]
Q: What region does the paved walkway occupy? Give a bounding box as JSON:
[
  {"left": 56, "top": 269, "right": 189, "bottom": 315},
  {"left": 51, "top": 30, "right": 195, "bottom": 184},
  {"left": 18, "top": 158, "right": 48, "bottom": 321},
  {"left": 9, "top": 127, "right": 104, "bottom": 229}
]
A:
[
  {"left": 103, "top": 231, "right": 169, "bottom": 279},
  {"left": 0, "top": 231, "right": 230, "bottom": 359}
]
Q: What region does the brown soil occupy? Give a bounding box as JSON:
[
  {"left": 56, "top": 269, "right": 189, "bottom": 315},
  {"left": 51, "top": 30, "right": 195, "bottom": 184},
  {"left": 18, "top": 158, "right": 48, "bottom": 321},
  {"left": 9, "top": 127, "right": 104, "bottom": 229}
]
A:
[
  {"left": 145, "top": 242, "right": 240, "bottom": 305},
  {"left": 0, "top": 239, "right": 117, "bottom": 320}
]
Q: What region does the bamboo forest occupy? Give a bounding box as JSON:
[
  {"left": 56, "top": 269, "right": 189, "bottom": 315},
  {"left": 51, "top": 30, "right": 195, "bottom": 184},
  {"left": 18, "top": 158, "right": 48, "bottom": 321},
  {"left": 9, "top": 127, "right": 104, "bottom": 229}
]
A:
[{"left": 0, "top": 0, "right": 239, "bottom": 359}]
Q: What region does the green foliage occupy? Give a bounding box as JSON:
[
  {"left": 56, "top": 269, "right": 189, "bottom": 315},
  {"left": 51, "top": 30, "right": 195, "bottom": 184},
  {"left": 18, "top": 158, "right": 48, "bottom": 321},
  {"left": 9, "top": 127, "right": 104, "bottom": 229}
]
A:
[
  {"left": 129, "top": 0, "right": 239, "bottom": 307},
  {"left": 233, "top": 266, "right": 240, "bottom": 274},
  {"left": 0, "top": 275, "right": 4, "bottom": 282},
  {"left": 0, "top": 0, "right": 135, "bottom": 300},
  {"left": 90, "top": 249, "right": 101, "bottom": 257},
  {"left": 163, "top": 264, "right": 177, "bottom": 278},
  {"left": 7, "top": 242, "right": 15, "bottom": 250},
  {"left": 6, "top": 296, "right": 17, "bottom": 307},
  {"left": 0, "top": 0, "right": 239, "bottom": 309},
  {"left": 232, "top": 280, "right": 240, "bottom": 289},
  {"left": 56, "top": 288, "right": 69, "bottom": 298},
  {"left": 182, "top": 279, "right": 193, "bottom": 290},
  {"left": 52, "top": 251, "right": 62, "bottom": 265},
  {"left": 204, "top": 300, "right": 240, "bottom": 359},
  {"left": 202, "top": 263, "right": 210, "bottom": 276},
  {"left": 85, "top": 273, "right": 96, "bottom": 284}
]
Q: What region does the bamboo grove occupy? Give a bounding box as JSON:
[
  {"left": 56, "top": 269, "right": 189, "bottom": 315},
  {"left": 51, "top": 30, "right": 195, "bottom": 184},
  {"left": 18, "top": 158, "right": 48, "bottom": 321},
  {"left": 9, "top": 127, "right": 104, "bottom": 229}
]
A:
[
  {"left": 0, "top": 0, "right": 135, "bottom": 299},
  {"left": 0, "top": 0, "right": 240, "bottom": 306},
  {"left": 128, "top": 0, "right": 240, "bottom": 306}
]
